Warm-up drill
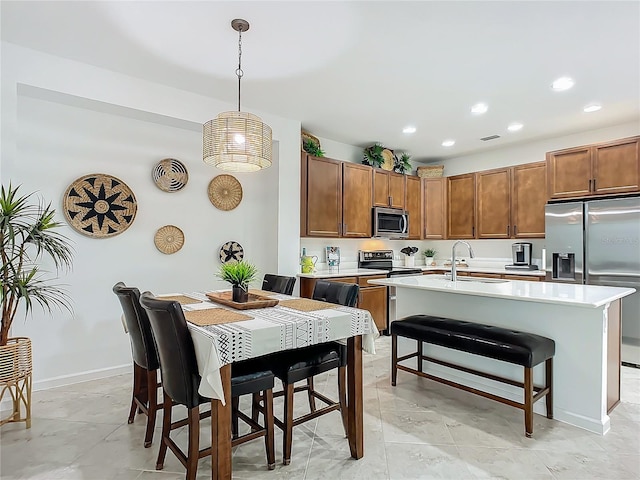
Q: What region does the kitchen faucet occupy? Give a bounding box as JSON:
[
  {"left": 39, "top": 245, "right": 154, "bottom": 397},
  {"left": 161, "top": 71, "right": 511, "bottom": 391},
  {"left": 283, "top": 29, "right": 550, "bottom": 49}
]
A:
[{"left": 451, "top": 241, "right": 475, "bottom": 282}]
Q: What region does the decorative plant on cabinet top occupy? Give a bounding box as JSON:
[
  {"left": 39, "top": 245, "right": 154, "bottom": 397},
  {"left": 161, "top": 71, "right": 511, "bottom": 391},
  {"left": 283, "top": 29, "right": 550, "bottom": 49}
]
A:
[
  {"left": 0, "top": 184, "right": 74, "bottom": 346},
  {"left": 362, "top": 143, "right": 385, "bottom": 168},
  {"left": 394, "top": 153, "right": 412, "bottom": 174}
]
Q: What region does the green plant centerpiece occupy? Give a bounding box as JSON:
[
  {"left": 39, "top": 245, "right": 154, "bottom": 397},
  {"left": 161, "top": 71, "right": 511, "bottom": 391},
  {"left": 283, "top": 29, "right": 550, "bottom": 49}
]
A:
[
  {"left": 362, "top": 143, "right": 385, "bottom": 168},
  {"left": 423, "top": 248, "right": 437, "bottom": 266},
  {"left": 217, "top": 260, "right": 258, "bottom": 303},
  {"left": 1, "top": 184, "right": 73, "bottom": 346},
  {"left": 302, "top": 139, "right": 325, "bottom": 157},
  {"left": 394, "top": 152, "right": 412, "bottom": 174}
]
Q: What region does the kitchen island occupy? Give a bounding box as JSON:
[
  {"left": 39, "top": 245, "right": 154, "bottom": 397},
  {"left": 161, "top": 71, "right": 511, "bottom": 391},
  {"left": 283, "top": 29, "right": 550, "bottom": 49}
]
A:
[{"left": 368, "top": 275, "right": 636, "bottom": 435}]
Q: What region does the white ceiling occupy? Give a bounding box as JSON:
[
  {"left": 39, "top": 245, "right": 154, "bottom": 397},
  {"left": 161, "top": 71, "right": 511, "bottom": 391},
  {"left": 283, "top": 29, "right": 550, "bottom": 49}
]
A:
[{"left": 2, "top": 1, "right": 639, "bottom": 162}]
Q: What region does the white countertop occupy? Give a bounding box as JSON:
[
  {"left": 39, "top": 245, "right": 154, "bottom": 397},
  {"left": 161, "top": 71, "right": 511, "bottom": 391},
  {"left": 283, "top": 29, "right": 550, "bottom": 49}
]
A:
[
  {"left": 368, "top": 275, "right": 635, "bottom": 308},
  {"left": 297, "top": 268, "right": 388, "bottom": 279}
]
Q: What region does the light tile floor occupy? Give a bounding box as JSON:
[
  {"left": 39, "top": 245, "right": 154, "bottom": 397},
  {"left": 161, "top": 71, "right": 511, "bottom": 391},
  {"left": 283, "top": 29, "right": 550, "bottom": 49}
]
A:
[{"left": 1, "top": 336, "right": 639, "bottom": 479}]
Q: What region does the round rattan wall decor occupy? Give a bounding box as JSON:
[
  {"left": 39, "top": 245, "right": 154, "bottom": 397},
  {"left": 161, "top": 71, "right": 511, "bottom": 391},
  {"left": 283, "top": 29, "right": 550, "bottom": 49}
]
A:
[
  {"left": 154, "top": 225, "right": 185, "bottom": 254},
  {"left": 152, "top": 158, "right": 189, "bottom": 192},
  {"left": 219, "top": 241, "right": 244, "bottom": 263},
  {"left": 63, "top": 173, "right": 137, "bottom": 238},
  {"left": 208, "top": 175, "right": 243, "bottom": 211}
]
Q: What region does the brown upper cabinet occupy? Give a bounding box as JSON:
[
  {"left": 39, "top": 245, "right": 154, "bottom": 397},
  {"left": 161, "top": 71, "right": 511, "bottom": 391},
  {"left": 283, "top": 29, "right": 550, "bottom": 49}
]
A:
[
  {"left": 300, "top": 153, "right": 372, "bottom": 238},
  {"left": 511, "top": 162, "right": 546, "bottom": 238},
  {"left": 547, "top": 136, "right": 640, "bottom": 199},
  {"left": 476, "top": 168, "right": 511, "bottom": 239},
  {"left": 475, "top": 162, "right": 547, "bottom": 239},
  {"left": 423, "top": 177, "right": 447, "bottom": 239},
  {"left": 405, "top": 175, "right": 423, "bottom": 239},
  {"left": 373, "top": 170, "right": 405, "bottom": 209},
  {"left": 447, "top": 173, "right": 476, "bottom": 239}
]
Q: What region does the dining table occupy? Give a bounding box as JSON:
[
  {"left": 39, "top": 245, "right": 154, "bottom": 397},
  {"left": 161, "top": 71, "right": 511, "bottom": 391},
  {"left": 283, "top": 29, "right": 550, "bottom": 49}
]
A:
[{"left": 158, "top": 289, "right": 379, "bottom": 480}]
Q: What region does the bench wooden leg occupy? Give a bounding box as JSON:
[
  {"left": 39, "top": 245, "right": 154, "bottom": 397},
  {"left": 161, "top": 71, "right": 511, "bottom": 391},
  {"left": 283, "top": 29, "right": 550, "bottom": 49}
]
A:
[
  {"left": 545, "top": 358, "right": 553, "bottom": 419},
  {"left": 391, "top": 334, "right": 398, "bottom": 386},
  {"left": 524, "top": 367, "right": 533, "bottom": 437},
  {"left": 417, "top": 340, "right": 423, "bottom": 373}
]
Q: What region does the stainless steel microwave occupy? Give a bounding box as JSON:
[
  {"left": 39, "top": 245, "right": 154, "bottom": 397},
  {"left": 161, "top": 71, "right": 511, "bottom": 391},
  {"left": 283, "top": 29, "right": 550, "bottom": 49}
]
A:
[{"left": 373, "top": 207, "right": 409, "bottom": 239}]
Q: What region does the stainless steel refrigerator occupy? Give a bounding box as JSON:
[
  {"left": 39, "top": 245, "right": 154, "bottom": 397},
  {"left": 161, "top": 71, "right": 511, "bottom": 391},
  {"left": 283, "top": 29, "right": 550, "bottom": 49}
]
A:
[{"left": 545, "top": 196, "right": 640, "bottom": 366}]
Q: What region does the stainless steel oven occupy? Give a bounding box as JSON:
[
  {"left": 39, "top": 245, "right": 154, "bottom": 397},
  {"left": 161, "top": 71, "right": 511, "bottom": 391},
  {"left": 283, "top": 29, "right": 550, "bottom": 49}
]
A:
[{"left": 358, "top": 250, "right": 423, "bottom": 334}]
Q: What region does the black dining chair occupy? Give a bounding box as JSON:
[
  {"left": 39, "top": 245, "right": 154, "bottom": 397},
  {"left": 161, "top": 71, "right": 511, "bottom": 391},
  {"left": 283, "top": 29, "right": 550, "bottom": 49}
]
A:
[
  {"left": 268, "top": 280, "right": 359, "bottom": 465},
  {"left": 262, "top": 274, "right": 296, "bottom": 295},
  {"left": 112, "top": 282, "right": 162, "bottom": 448},
  {"left": 139, "top": 292, "right": 276, "bottom": 479}
]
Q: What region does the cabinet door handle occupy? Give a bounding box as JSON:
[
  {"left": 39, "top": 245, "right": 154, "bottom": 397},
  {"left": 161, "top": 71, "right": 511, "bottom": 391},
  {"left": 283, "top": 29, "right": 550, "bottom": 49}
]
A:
[
  {"left": 388, "top": 195, "right": 392, "bottom": 206},
  {"left": 507, "top": 225, "right": 510, "bottom": 236},
  {"left": 338, "top": 223, "right": 342, "bottom": 235},
  {"left": 472, "top": 226, "right": 475, "bottom": 237},
  {"left": 592, "top": 178, "right": 596, "bottom": 191},
  {"left": 588, "top": 179, "right": 592, "bottom": 191},
  {"left": 513, "top": 225, "right": 517, "bottom": 236},
  {"left": 343, "top": 223, "right": 347, "bottom": 234}
]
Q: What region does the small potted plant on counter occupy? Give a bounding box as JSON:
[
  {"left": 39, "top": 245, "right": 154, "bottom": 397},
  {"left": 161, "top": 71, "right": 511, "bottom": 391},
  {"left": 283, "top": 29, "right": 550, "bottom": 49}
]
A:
[
  {"left": 400, "top": 246, "right": 419, "bottom": 267},
  {"left": 423, "top": 248, "right": 437, "bottom": 266},
  {"left": 217, "top": 260, "right": 258, "bottom": 303}
]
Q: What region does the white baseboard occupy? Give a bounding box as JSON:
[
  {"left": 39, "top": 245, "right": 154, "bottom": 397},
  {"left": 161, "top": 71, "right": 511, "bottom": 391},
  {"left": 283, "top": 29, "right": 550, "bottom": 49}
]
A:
[{"left": 1, "top": 364, "right": 132, "bottom": 413}]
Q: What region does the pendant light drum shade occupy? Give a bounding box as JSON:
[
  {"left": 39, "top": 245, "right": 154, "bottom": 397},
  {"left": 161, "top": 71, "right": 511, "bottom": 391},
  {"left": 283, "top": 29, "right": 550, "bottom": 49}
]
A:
[{"left": 203, "top": 111, "right": 272, "bottom": 172}]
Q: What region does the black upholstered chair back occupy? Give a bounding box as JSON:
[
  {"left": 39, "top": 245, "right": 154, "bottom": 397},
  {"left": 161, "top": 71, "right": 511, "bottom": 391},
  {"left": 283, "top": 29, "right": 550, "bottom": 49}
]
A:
[
  {"left": 139, "top": 292, "right": 203, "bottom": 408},
  {"left": 262, "top": 274, "right": 296, "bottom": 295},
  {"left": 113, "top": 282, "right": 159, "bottom": 371},
  {"left": 312, "top": 280, "right": 359, "bottom": 307}
]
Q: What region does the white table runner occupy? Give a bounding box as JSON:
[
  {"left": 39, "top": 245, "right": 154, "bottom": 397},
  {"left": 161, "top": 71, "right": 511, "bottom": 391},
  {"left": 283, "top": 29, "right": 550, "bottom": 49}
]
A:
[{"left": 176, "top": 291, "right": 379, "bottom": 402}]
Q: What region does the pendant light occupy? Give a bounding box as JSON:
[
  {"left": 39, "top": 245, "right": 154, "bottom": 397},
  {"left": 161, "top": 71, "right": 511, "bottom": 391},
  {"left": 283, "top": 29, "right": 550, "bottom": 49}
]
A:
[{"left": 203, "top": 19, "right": 272, "bottom": 172}]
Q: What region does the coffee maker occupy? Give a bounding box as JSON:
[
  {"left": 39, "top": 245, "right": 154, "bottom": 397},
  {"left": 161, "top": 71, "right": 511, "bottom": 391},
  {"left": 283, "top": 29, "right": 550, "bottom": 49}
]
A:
[{"left": 506, "top": 242, "right": 538, "bottom": 270}]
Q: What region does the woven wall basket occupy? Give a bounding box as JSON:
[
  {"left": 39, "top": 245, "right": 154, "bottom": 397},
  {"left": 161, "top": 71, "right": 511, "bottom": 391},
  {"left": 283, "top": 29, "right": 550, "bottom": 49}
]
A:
[
  {"left": 154, "top": 225, "right": 185, "bottom": 254},
  {"left": 152, "top": 158, "right": 189, "bottom": 192},
  {"left": 208, "top": 175, "right": 243, "bottom": 211},
  {"left": 63, "top": 173, "right": 137, "bottom": 238},
  {"left": 0, "top": 337, "right": 32, "bottom": 428}
]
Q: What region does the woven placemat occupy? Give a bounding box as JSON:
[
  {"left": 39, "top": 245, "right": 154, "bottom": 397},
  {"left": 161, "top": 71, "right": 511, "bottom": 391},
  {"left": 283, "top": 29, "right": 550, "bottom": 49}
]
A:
[
  {"left": 159, "top": 295, "right": 202, "bottom": 305},
  {"left": 248, "top": 289, "right": 277, "bottom": 297},
  {"left": 185, "top": 308, "right": 252, "bottom": 326},
  {"left": 279, "top": 298, "right": 339, "bottom": 312}
]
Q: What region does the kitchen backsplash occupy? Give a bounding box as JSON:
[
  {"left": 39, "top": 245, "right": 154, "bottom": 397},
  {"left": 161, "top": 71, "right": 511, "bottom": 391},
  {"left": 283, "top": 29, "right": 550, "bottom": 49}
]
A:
[{"left": 299, "top": 238, "right": 546, "bottom": 271}]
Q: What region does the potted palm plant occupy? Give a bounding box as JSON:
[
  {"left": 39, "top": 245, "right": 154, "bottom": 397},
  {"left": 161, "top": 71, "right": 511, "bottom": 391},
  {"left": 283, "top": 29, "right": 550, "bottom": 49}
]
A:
[
  {"left": 217, "top": 260, "right": 258, "bottom": 303},
  {"left": 0, "top": 183, "right": 73, "bottom": 428}
]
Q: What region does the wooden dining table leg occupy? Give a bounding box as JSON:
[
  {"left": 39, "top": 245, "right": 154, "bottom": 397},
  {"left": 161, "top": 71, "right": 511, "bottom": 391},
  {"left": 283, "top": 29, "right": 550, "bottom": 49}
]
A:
[
  {"left": 211, "top": 364, "right": 232, "bottom": 480},
  {"left": 346, "top": 335, "right": 364, "bottom": 459}
]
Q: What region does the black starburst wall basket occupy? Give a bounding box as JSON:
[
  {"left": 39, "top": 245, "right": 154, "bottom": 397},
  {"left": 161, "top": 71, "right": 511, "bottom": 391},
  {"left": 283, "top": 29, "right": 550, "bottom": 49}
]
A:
[{"left": 63, "top": 173, "right": 138, "bottom": 238}]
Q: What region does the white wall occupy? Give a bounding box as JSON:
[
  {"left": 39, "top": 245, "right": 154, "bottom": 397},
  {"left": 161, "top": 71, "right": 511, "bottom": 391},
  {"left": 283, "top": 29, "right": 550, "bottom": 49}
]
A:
[{"left": 1, "top": 42, "right": 302, "bottom": 389}]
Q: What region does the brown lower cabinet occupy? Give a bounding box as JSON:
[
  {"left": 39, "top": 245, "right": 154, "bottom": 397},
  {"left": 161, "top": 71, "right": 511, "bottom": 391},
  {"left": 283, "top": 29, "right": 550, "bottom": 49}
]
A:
[{"left": 299, "top": 275, "right": 388, "bottom": 332}]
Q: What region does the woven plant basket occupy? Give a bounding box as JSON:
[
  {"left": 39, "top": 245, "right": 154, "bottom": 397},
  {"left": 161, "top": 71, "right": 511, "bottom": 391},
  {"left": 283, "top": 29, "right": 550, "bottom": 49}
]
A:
[
  {"left": 0, "top": 337, "right": 32, "bottom": 428},
  {"left": 417, "top": 165, "right": 445, "bottom": 178}
]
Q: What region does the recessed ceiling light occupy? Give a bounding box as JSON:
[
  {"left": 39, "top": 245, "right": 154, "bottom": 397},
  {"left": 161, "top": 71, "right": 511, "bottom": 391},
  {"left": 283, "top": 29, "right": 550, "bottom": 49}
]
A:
[
  {"left": 403, "top": 126, "right": 417, "bottom": 134},
  {"left": 442, "top": 140, "right": 456, "bottom": 147},
  {"left": 507, "top": 123, "right": 523, "bottom": 132},
  {"left": 551, "top": 77, "right": 574, "bottom": 91},
  {"left": 583, "top": 104, "right": 602, "bottom": 113},
  {"left": 471, "top": 103, "right": 488, "bottom": 115}
]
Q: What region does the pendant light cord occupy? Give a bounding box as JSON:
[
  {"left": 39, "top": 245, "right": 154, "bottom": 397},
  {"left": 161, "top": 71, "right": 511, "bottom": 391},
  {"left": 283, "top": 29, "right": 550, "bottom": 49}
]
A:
[{"left": 236, "top": 27, "right": 244, "bottom": 112}]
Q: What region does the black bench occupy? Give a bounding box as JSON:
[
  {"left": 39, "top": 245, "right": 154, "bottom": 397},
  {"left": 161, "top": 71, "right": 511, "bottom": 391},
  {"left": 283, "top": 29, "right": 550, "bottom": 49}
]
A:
[{"left": 391, "top": 315, "right": 555, "bottom": 437}]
